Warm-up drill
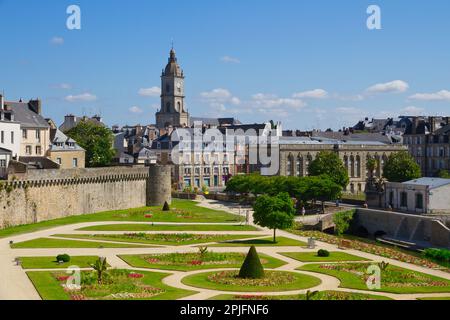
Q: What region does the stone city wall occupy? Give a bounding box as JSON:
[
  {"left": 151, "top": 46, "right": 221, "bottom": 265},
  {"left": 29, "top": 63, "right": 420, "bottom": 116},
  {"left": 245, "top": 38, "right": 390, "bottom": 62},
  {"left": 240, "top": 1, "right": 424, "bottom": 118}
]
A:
[{"left": 0, "top": 166, "right": 171, "bottom": 229}]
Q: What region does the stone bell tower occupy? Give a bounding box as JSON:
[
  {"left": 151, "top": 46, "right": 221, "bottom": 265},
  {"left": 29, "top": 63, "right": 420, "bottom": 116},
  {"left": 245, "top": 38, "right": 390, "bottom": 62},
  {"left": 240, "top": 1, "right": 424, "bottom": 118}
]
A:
[{"left": 155, "top": 48, "right": 190, "bottom": 129}]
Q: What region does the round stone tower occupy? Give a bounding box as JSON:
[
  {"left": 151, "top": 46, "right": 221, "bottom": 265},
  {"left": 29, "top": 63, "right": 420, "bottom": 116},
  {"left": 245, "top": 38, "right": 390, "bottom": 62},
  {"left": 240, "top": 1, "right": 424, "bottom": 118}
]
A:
[{"left": 147, "top": 165, "right": 172, "bottom": 206}]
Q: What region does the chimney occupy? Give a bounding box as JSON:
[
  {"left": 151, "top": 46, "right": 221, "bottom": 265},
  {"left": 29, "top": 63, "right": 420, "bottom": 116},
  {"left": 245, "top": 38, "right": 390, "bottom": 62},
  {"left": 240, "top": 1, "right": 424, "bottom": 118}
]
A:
[
  {"left": 28, "top": 99, "right": 42, "bottom": 115},
  {"left": 412, "top": 117, "right": 419, "bottom": 134},
  {"left": 429, "top": 117, "right": 436, "bottom": 133}
]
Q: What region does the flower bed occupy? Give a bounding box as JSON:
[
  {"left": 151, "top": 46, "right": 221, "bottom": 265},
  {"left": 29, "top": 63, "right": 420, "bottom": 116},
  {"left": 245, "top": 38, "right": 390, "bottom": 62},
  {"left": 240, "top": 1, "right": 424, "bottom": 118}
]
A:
[
  {"left": 289, "top": 230, "right": 446, "bottom": 271},
  {"left": 208, "top": 270, "right": 296, "bottom": 287},
  {"left": 300, "top": 262, "right": 450, "bottom": 294},
  {"left": 51, "top": 269, "right": 166, "bottom": 300},
  {"left": 181, "top": 270, "right": 322, "bottom": 292}
]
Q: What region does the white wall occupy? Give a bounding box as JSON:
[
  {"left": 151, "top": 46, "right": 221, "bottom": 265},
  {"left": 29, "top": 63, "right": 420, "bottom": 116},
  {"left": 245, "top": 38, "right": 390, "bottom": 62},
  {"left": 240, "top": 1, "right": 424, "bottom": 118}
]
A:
[
  {"left": 429, "top": 184, "right": 450, "bottom": 213},
  {"left": 0, "top": 121, "right": 21, "bottom": 158}
]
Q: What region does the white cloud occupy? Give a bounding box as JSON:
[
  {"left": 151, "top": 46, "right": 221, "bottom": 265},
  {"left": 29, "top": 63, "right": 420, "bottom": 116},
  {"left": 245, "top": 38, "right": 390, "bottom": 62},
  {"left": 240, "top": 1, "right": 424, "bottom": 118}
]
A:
[
  {"left": 251, "top": 93, "right": 306, "bottom": 110},
  {"left": 409, "top": 90, "right": 450, "bottom": 101},
  {"left": 292, "top": 89, "right": 328, "bottom": 99},
  {"left": 50, "top": 37, "right": 64, "bottom": 45},
  {"left": 220, "top": 56, "right": 240, "bottom": 64},
  {"left": 335, "top": 107, "right": 363, "bottom": 115},
  {"left": 52, "top": 83, "right": 72, "bottom": 90},
  {"left": 366, "top": 80, "right": 409, "bottom": 94},
  {"left": 200, "top": 88, "right": 241, "bottom": 111},
  {"left": 138, "top": 87, "right": 161, "bottom": 97},
  {"left": 64, "top": 93, "right": 97, "bottom": 102},
  {"left": 334, "top": 94, "right": 365, "bottom": 101},
  {"left": 129, "top": 106, "right": 143, "bottom": 114},
  {"left": 399, "top": 106, "right": 425, "bottom": 115}
]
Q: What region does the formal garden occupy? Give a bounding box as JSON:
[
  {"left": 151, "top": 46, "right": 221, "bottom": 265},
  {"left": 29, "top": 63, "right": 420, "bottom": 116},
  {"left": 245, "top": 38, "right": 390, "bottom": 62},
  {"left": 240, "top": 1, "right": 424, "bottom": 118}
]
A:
[
  {"left": 27, "top": 268, "right": 195, "bottom": 300},
  {"left": 299, "top": 262, "right": 450, "bottom": 294},
  {"left": 3, "top": 198, "right": 450, "bottom": 301}
]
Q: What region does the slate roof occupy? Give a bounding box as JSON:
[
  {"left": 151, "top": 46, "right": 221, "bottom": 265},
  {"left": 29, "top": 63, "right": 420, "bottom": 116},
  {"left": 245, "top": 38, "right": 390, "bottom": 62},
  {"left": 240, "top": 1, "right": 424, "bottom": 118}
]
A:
[
  {"left": 49, "top": 129, "right": 84, "bottom": 152},
  {"left": 4, "top": 102, "right": 49, "bottom": 128},
  {"left": 403, "top": 178, "right": 450, "bottom": 189}
]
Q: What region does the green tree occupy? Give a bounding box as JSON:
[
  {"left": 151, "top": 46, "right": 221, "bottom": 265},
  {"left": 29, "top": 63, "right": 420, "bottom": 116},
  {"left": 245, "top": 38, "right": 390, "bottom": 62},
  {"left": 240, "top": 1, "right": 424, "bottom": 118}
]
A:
[
  {"left": 383, "top": 151, "right": 421, "bottom": 182},
  {"left": 253, "top": 192, "right": 296, "bottom": 242},
  {"left": 333, "top": 210, "right": 355, "bottom": 236},
  {"left": 308, "top": 151, "right": 349, "bottom": 188},
  {"left": 438, "top": 170, "right": 450, "bottom": 179},
  {"left": 366, "top": 156, "right": 377, "bottom": 179},
  {"left": 66, "top": 121, "right": 115, "bottom": 167}
]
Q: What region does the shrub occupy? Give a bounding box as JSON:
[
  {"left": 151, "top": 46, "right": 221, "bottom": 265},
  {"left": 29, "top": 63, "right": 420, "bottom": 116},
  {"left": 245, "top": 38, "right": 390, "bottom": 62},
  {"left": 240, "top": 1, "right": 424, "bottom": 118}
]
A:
[
  {"left": 317, "top": 249, "right": 330, "bottom": 257},
  {"left": 424, "top": 248, "right": 450, "bottom": 263},
  {"left": 56, "top": 254, "right": 71, "bottom": 263},
  {"left": 162, "top": 201, "right": 170, "bottom": 211},
  {"left": 333, "top": 210, "right": 355, "bottom": 236},
  {"left": 238, "top": 246, "right": 265, "bottom": 279}
]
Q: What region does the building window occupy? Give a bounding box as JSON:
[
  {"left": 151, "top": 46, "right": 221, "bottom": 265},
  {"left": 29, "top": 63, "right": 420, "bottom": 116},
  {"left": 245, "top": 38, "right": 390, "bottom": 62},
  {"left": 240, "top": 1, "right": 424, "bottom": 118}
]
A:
[
  {"left": 389, "top": 191, "right": 394, "bottom": 207},
  {"left": 56, "top": 158, "right": 62, "bottom": 165},
  {"left": 400, "top": 192, "right": 408, "bottom": 208},
  {"left": 22, "top": 129, "right": 27, "bottom": 139},
  {"left": 36, "top": 130, "right": 41, "bottom": 142},
  {"left": 26, "top": 145, "right": 32, "bottom": 155},
  {"left": 72, "top": 158, "right": 78, "bottom": 168},
  {"left": 35, "top": 146, "right": 41, "bottom": 155},
  {"left": 0, "top": 159, "right": 6, "bottom": 167},
  {"left": 416, "top": 194, "right": 424, "bottom": 210},
  {"left": 0, "top": 131, "right": 3, "bottom": 143}
]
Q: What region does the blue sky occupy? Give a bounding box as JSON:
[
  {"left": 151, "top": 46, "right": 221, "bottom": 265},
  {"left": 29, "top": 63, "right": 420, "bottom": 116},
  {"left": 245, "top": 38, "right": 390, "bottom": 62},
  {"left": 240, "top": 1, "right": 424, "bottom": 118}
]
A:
[{"left": 1, "top": 0, "right": 450, "bottom": 130}]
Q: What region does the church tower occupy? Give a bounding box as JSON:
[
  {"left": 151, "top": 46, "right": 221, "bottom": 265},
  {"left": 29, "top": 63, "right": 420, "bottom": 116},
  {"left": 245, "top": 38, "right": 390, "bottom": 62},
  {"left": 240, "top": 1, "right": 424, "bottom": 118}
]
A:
[{"left": 156, "top": 48, "right": 190, "bottom": 129}]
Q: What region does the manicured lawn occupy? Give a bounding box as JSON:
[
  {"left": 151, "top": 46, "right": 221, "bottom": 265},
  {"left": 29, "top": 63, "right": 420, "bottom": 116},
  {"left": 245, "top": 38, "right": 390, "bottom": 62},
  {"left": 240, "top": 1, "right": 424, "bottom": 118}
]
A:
[
  {"left": 11, "top": 237, "right": 155, "bottom": 249},
  {"left": 78, "top": 224, "right": 258, "bottom": 232},
  {"left": 209, "top": 236, "right": 307, "bottom": 247},
  {"left": 299, "top": 263, "right": 450, "bottom": 294},
  {"left": 27, "top": 269, "right": 196, "bottom": 300},
  {"left": 20, "top": 256, "right": 110, "bottom": 269},
  {"left": 119, "top": 252, "right": 286, "bottom": 271},
  {"left": 280, "top": 251, "right": 370, "bottom": 263},
  {"left": 182, "top": 270, "right": 321, "bottom": 292},
  {"left": 210, "top": 291, "right": 392, "bottom": 300},
  {"left": 53, "top": 233, "right": 258, "bottom": 246},
  {"left": 0, "top": 199, "right": 242, "bottom": 239}
]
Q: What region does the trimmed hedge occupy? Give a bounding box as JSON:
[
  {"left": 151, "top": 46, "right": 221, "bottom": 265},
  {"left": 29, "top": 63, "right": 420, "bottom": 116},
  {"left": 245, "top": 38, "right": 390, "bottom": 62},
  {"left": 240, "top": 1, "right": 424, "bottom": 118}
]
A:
[
  {"left": 424, "top": 248, "right": 450, "bottom": 263},
  {"left": 238, "top": 246, "right": 265, "bottom": 279},
  {"left": 317, "top": 249, "right": 330, "bottom": 257},
  {"left": 56, "top": 254, "right": 71, "bottom": 263}
]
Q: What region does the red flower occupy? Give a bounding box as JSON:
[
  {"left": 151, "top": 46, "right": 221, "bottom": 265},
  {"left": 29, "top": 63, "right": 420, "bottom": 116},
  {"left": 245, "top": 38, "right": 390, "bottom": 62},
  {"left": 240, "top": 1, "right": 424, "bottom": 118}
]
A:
[
  {"left": 56, "top": 275, "right": 70, "bottom": 281},
  {"left": 128, "top": 273, "right": 144, "bottom": 279}
]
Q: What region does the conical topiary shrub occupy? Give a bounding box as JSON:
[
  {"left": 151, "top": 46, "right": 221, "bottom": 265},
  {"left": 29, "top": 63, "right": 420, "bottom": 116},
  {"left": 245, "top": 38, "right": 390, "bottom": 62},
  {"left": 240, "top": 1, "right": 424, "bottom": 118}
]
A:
[
  {"left": 162, "top": 201, "right": 170, "bottom": 211},
  {"left": 238, "top": 246, "right": 265, "bottom": 279}
]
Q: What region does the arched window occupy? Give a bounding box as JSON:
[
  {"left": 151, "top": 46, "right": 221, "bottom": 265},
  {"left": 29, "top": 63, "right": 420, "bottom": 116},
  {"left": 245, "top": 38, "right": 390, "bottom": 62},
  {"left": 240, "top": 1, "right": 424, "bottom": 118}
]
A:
[
  {"left": 177, "top": 102, "right": 181, "bottom": 112},
  {"left": 356, "top": 155, "right": 361, "bottom": 178},
  {"left": 296, "top": 156, "right": 303, "bottom": 177},
  {"left": 350, "top": 155, "right": 355, "bottom": 178},
  {"left": 286, "top": 155, "right": 293, "bottom": 176}
]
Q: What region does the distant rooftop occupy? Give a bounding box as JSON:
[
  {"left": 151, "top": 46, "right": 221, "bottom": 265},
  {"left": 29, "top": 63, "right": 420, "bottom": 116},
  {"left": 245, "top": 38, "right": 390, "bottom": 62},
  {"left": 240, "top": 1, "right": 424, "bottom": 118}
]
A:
[{"left": 403, "top": 177, "right": 450, "bottom": 189}]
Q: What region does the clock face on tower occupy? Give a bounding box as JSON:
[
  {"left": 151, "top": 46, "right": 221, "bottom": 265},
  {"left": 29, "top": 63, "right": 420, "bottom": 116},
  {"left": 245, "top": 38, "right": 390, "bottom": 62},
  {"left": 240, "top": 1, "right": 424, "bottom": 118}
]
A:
[{"left": 176, "top": 80, "right": 182, "bottom": 93}]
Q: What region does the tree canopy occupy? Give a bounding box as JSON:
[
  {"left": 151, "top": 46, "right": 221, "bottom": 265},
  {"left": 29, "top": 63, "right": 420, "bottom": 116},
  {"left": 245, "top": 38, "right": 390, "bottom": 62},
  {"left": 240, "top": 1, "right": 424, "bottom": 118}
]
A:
[
  {"left": 66, "top": 121, "right": 116, "bottom": 167},
  {"left": 253, "top": 192, "right": 296, "bottom": 242},
  {"left": 382, "top": 151, "right": 421, "bottom": 182},
  {"left": 308, "top": 151, "right": 349, "bottom": 188},
  {"left": 226, "top": 174, "right": 342, "bottom": 207}
]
